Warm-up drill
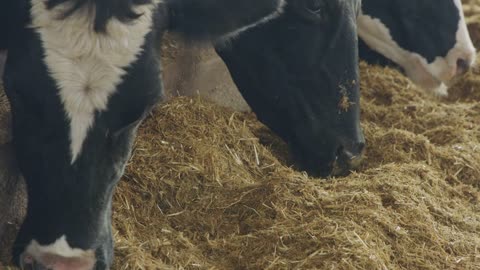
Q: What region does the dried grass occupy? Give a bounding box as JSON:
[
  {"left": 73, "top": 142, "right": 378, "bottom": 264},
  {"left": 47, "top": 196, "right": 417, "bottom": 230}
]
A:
[{"left": 111, "top": 61, "right": 480, "bottom": 269}]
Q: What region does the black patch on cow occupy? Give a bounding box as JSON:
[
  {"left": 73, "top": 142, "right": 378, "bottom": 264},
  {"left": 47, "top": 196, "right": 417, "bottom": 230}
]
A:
[
  {"left": 361, "top": 0, "right": 459, "bottom": 63},
  {"left": 0, "top": 0, "right": 30, "bottom": 50}
]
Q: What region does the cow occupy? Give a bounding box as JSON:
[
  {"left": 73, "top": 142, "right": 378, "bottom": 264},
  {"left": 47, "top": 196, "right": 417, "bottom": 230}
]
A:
[
  {"left": 358, "top": 0, "right": 476, "bottom": 96},
  {"left": 0, "top": 0, "right": 363, "bottom": 269},
  {"left": 215, "top": 0, "right": 364, "bottom": 177}
]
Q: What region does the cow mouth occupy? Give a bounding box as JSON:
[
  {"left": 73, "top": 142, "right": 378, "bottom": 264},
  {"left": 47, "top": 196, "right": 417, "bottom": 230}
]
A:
[
  {"left": 330, "top": 147, "right": 364, "bottom": 177},
  {"left": 20, "top": 251, "right": 96, "bottom": 270},
  {"left": 425, "top": 75, "right": 449, "bottom": 97}
]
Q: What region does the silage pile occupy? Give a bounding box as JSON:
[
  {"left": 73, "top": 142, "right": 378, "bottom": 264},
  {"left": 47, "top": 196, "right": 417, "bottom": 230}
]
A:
[{"left": 111, "top": 65, "right": 480, "bottom": 269}]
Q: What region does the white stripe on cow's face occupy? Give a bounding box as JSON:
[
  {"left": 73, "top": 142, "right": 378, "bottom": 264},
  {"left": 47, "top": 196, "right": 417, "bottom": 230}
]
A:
[
  {"left": 221, "top": 0, "right": 286, "bottom": 40},
  {"left": 357, "top": 0, "right": 476, "bottom": 96},
  {"left": 30, "top": 0, "right": 158, "bottom": 163}
]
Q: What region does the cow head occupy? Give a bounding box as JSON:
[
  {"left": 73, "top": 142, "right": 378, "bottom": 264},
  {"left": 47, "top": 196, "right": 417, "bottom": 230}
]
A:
[
  {"left": 216, "top": 0, "right": 364, "bottom": 177},
  {"left": 3, "top": 0, "right": 289, "bottom": 268},
  {"left": 358, "top": 0, "right": 476, "bottom": 96}
]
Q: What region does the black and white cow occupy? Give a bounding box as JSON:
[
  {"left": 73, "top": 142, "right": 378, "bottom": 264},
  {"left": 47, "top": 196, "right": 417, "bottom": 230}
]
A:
[
  {"left": 358, "top": 0, "right": 476, "bottom": 96},
  {"left": 0, "top": 0, "right": 286, "bottom": 269},
  {"left": 1, "top": 0, "right": 363, "bottom": 269},
  {"left": 216, "top": 0, "right": 364, "bottom": 177}
]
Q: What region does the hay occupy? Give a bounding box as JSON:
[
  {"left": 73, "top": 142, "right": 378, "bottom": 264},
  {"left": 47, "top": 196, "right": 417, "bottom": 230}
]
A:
[{"left": 111, "top": 60, "right": 480, "bottom": 269}]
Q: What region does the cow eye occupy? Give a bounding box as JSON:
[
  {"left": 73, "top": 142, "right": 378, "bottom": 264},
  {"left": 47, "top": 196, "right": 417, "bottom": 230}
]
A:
[{"left": 306, "top": 0, "right": 323, "bottom": 13}]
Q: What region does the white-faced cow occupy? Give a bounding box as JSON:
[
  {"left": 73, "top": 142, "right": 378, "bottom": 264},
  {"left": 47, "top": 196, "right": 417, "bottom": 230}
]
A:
[
  {"left": 1, "top": 0, "right": 363, "bottom": 269},
  {"left": 358, "top": 0, "right": 476, "bottom": 96},
  {"left": 216, "top": 0, "right": 364, "bottom": 177},
  {"left": 0, "top": 0, "right": 290, "bottom": 269}
]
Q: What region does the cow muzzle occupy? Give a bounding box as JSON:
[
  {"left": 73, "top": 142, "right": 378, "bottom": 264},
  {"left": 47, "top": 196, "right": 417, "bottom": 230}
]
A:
[
  {"left": 20, "top": 252, "right": 96, "bottom": 270},
  {"left": 404, "top": 47, "right": 476, "bottom": 97},
  {"left": 331, "top": 137, "right": 366, "bottom": 176},
  {"left": 19, "top": 237, "right": 97, "bottom": 270}
]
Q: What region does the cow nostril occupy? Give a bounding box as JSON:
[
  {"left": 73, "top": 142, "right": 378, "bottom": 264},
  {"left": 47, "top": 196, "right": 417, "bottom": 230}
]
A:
[
  {"left": 331, "top": 143, "right": 365, "bottom": 177},
  {"left": 21, "top": 258, "right": 49, "bottom": 270},
  {"left": 456, "top": 58, "right": 471, "bottom": 75},
  {"left": 20, "top": 254, "right": 33, "bottom": 270},
  {"left": 337, "top": 141, "right": 365, "bottom": 169},
  {"left": 24, "top": 254, "right": 34, "bottom": 264}
]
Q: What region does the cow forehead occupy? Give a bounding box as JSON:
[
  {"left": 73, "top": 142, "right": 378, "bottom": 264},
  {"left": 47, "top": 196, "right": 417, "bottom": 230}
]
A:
[{"left": 30, "top": 0, "right": 158, "bottom": 164}]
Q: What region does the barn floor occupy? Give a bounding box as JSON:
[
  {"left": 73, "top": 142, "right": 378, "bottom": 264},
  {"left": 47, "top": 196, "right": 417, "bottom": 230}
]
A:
[{"left": 2, "top": 1, "right": 480, "bottom": 270}]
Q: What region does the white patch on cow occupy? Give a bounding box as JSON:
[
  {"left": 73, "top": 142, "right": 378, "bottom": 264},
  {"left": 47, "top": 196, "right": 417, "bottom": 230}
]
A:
[
  {"left": 221, "top": 0, "right": 286, "bottom": 40},
  {"left": 357, "top": 1, "right": 476, "bottom": 96},
  {"left": 357, "top": 14, "right": 442, "bottom": 94},
  {"left": 25, "top": 235, "right": 95, "bottom": 260},
  {"left": 30, "top": 0, "right": 159, "bottom": 163}
]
